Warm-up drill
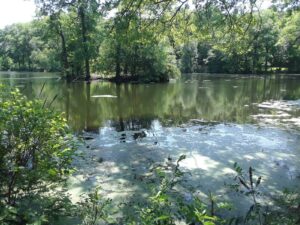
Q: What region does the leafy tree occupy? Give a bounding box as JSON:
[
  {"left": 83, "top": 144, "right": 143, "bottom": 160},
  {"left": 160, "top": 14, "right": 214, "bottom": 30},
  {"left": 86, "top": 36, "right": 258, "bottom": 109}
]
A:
[
  {"left": 1, "top": 0, "right": 300, "bottom": 79},
  {"left": 180, "top": 41, "right": 199, "bottom": 73},
  {"left": 278, "top": 10, "right": 300, "bottom": 72},
  {"left": 97, "top": 11, "right": 180, "bottom": 82},
  {"left": 0, "top": 21, "right": 61, "bottom": 72},
  {"left": 35, "top": 0, "right": 101, "bottom": 81}
]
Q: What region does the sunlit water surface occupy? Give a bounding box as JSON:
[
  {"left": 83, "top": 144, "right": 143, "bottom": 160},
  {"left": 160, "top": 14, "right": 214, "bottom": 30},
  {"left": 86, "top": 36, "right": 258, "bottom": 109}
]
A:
[{"left": 1, "top": 71, "right": 300, "bottom": 217}]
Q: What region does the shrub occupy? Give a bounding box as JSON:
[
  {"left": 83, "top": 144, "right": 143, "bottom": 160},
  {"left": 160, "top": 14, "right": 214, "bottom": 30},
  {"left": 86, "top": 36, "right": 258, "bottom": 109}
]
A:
[
  {"left": 79, "top": 187, "right": 113, "bottom": 225},
  {"left": 0, "top": 86, "right": 76, "bottom": 224}
]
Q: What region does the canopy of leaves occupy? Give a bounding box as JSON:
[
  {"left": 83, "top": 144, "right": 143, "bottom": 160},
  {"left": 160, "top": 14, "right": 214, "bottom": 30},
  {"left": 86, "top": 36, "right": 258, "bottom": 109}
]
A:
[{"left": 0, "top": 0, "right": 300, "bottom": 80}]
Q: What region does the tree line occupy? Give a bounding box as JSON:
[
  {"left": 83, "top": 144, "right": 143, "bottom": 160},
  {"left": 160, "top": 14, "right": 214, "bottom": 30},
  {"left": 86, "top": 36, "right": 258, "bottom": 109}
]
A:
[{"left": 0, "top": 0, "right": 299, "bottom": 82}]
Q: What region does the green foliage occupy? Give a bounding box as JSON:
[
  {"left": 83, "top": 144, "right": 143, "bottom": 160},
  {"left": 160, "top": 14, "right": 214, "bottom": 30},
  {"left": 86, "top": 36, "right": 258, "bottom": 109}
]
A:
[
  {"left": 180, "top": 41, "right": 199, "bottom": 73},
  {"left": 181, "top": 8, "right": 300, "bottom": 74},
  {"left": 133, "top": 155, "right": 187, "bottom": 225},
  {"left": 0, "top": 21, "right": 61, "bottom": 72},
  {"left": 77, "top": 155, "right": 224, "bottom": 225},
  {"left": 74, "top": 159, "right": 300, "bottom": 225},
  {"left": 228, "top": 163, "right": 300, "bottom": 225},
  {"left": 0, "top": 86, "right": 76, "bottom": 224},
  {"left": 278, "top": 10, "right": 300, "bottom": 72},
  {"left": 122, "top": 155, "right": 224, "bottom": 225},
  {"left": 35, "top": 0, "right": 102, "bottom": 80},
  {"left": 1, "top": 1, "right": 300, "bottom": 79},
  {"left": 0, "top": 192, "right": 75, "bottom": 225},
  {"left": 79, "top": 187, "right": 113, "bottom": 225},
  {"left": 265, "top": 189, "right": 300, "bottom": 225},
  {"left": 232, "top": 164, "right": 263, "bottom": 225},
  {"left": 96, "top": 14, "right": 181, "bottom": 82}
]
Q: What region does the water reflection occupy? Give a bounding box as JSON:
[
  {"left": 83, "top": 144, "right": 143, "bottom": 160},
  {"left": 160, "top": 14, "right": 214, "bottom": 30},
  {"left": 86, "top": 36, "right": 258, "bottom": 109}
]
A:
[
  {"left": 2, "top": 72, "right": 300, "bottom": 209},
  {"left": 1, "top": 72, "right": 300, "bottom": 132}
]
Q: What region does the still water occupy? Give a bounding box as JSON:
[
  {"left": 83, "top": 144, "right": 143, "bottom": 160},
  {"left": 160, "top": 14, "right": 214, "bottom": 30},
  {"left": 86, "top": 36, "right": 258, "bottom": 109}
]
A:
[
  {"left": 1, "top": 72, "right": 299, "bottom": 131},
  {"left": 1, "top": 71, "right": 300, "bottom": 213}
]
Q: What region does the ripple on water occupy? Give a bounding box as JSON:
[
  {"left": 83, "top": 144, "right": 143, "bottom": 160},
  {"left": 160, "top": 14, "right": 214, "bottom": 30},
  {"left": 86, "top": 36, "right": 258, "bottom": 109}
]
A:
[{"left": 252, "top": 99, "right": 300, "bottom": 129}]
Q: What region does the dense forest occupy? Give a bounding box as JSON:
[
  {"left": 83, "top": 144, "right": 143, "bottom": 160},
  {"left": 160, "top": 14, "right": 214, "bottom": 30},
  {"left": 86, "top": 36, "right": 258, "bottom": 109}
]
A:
[{"left": 0, "top": 0, "right": 299, "bottom": 82}]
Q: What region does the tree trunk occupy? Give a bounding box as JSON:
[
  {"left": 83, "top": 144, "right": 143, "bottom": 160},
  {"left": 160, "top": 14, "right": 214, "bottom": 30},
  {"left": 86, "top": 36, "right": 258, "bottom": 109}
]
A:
[
  {"left": 124, "top": 62, "right": 128, "bottom": 75},
  {"left": 59, "top": 31, "right": 70, "bottom": 80},
  {"left": 115, "top": 43, "right": 121, "bottom": 81},
  {"left": 79, "top": 5, "right": 91, "bottom": 81},
  {"left": 50, "top": 13, "right": 70, "bottom": 80},
  {"left": 265, "top": 46, "right": 269, "bottom": 73},
  {"left": 28, "top": 59, "right": 31, "bottom": 71},
  {"left": 252, "top": 43, "right": 258, "bottom": 74}
]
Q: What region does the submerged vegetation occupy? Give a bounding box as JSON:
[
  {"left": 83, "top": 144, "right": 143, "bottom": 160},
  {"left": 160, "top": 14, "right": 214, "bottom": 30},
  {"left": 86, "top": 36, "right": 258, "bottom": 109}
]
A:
[{"left": 0, "top": 0, "right": 299, "bottom": 82}]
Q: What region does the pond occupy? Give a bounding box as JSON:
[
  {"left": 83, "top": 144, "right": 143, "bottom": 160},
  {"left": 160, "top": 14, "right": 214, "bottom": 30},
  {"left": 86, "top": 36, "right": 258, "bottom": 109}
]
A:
[{"left": 1, "top": 71, "right": 300, "bottom": 216}]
